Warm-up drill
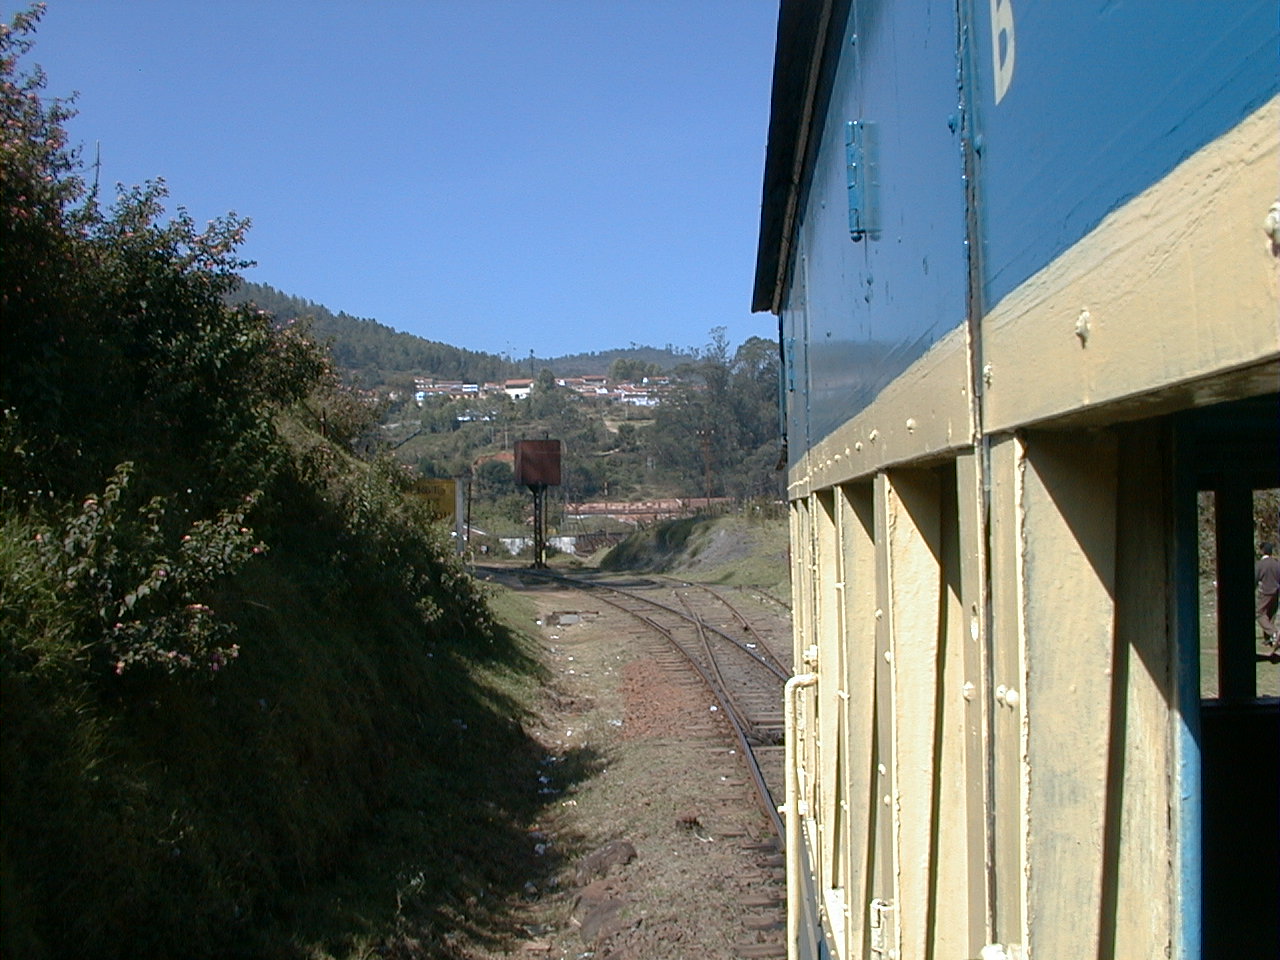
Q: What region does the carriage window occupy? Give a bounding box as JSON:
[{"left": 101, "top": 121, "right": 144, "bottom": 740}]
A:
[
  {"left": 1257, "top": 488, "right": 1280, "bottom": 699},
  {"left": 1198, "top": 491, "right": 1218, "bottom": 699},
  {"left": 1198, "top": 487, "right": 1280, "bottom": 701}
]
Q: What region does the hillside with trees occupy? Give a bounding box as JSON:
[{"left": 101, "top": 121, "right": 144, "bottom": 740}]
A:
[
  {"left": 228, "top": 280, "right": 520, "bottom": 386},
  {"left": 228, "top": 280, "right": 697, "bottom": 386},
  {"left": 381, "top": 327, "right": 785, "bottom": 541},
  {"left": 535, "top": 344, "right": 694, "bottom": 377},
  {"left": 226, "top": 291, "right": 785, "bottom": 525}
]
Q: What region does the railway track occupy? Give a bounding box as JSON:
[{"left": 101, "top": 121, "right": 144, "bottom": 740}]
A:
[
  {"left": 658, "top": 578, "right": 792, "bottom": 681},
  {"left": 483, "top": 565, "right": 795, "bottom": 959},
  {"left": 656, "top": 574, "right": 792, "bottom": 615},
  {"left": 517, "top": 569, "right": 793, "bottom": 844}
]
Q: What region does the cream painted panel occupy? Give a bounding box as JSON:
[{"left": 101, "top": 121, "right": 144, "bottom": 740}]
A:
[
  {"left": 927, "top": 466, "right": 973, "bottom": 959},
  {"left": 791, "top": 499, "right": 812, "bottom": 668},
  {"left": 813, "top": 491, "right": 845, "bottom": 933},
  {"left": 791, "top": 496, "right": 823, "bottom": 917},
  {"left": 987, "top": 435, "right": 1029, "bottom": 952},
  {"left": 884, "top": 469, "right": 943, "bottom": 960},
  {"left": 955, "top": 448, "right": 993, "bottom": 953},
  {"left": 797, "top": 496, "right": 821, "bottom": 869},
  {"left": 838, "top": 483, "right": 877, "bottom": 960},
  {"left": 983, "top": 98, "right": 1280, "bottom": 434},
  {"left": 871, "top": 474, "right": 901, "bottom": 957},
  {"left": 1020, "top": 432, "right": 1118, "bottom": 960},
  {"left": 1109, "top": 422, "right": 1175, "bottom": 959}
]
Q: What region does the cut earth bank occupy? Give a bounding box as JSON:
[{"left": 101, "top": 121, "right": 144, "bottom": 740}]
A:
[{"left": 471, "top": 570, "right": 790, "bottom": 960}]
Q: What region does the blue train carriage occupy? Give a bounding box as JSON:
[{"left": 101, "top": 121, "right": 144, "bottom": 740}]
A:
[{"left": 752, "top": 2, "right": 1279, "bottom": 959}]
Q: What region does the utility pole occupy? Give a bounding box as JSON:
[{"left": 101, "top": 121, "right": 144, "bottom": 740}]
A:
[{"left": 695, "top": 426, "right": 715, "bottom": 503}]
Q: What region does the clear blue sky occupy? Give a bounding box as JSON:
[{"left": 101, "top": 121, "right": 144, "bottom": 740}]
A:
[{"left": 28, "top": 1, "right": 781, "bottom": 360}]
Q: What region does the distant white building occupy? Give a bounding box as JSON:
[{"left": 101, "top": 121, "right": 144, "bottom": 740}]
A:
[
  {"left": 504, "top": 378, "right": 534, "bottom": 401},
  {"left": 617, "top": 388, "right": 658, "bottom": 407}
]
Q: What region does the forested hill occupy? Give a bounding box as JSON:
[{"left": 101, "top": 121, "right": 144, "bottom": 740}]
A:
[
  {"left": 230, "top": 280, "right": 518, "bottom": 384},
  {"left": 230, "top": 280, "right": 693, "bottom": 383},
  {"left": 536, "top": 344, "right": 693, "bottom": 377}
]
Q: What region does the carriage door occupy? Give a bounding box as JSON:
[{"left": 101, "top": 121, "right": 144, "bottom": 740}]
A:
[{"left": 1178, "top": 394, "right": 1279, "bottom": 959}]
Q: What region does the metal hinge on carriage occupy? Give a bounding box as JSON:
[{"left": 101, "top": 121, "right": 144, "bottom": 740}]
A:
[
  {"left": 845, "top": 120, "right": 880, "bottom": 242},
  {"left": 868, "top": 897, "right": 896, "bottom": 958}
]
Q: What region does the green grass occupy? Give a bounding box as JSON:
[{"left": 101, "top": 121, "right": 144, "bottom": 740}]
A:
[
  {"left": 272, "top": 582, "right": 569, "bottom": 960},
  {"left": 0, "top": 459, "right": 577, "bottom": 959},
  {"left": 598, "top": 511, "right": 791, "bottom": 599}
]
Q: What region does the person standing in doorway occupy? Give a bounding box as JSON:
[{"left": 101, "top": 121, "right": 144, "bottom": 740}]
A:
[{"left": 1257, "top": 542, "right": 1280, "bottom": 647}]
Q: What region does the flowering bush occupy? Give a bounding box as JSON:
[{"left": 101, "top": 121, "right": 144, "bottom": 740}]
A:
[{"left": 29, "top": 463, "right": 262, "bottom": 676}]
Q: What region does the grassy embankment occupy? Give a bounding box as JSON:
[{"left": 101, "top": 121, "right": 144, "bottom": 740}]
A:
[
  {"left": 597, "top": 510, "right": 791, "bottom": 600},
  {"left": 1, "top": 425, "right": 587, "bottom": 959}
]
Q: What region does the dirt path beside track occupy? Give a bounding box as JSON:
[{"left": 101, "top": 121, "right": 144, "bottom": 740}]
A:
[{"left": 481, "top": 574, "right": 787, "bottom": 960}]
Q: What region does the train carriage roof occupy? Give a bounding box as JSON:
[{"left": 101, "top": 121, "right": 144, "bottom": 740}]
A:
[{"left": 752, "top": 0, "right": 850, "bottom": 316}]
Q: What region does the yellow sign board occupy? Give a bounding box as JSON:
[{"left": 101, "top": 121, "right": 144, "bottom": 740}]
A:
[{"left": 411, "top": 478, "right": 457, "bottom": 521}]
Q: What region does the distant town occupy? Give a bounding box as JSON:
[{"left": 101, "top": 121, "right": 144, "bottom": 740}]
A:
[{"left": 411, "top": 373, "right": 676, "bottom": 407}]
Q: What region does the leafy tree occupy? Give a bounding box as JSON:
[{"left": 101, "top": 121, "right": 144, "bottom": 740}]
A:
[
  {"left": 473, "top": 457, "right": 514, "bottom": 500},
  {"left": 526, "top": 367, "right": 573, "bottom": 422},
  {"left": 2, "top": 42, "right": 324, "bottom": 513},
  {"left": 614, "top": 421, "right": 639, "bottom": 450},
  {"left": 641, "top": 329, "right": 782, "bottom": 498},
  {"left": 607, "top": 356, "right": 661, "bottom": 383},
  {"left": 419, "top": 395, "right": 464, "bottom": 434},
  {"left": 732, "top": 336, "right": 783, "bottom": 440},
  {"left": 0, "top": 7, "right": 335, "bottom": 680}
]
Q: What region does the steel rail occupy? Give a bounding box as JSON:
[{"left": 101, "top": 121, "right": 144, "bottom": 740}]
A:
[
  {"left": 598, "top": 589, "right": 788, "bottom": 847},
  {"left": 651, "top": 573, "right": 791, "bottom": 613},
  {"left": 666, "top": 580, "right": 792, "bottom": 681},
  {"left": 673, "top": 590, "right": 759, "bottom": 741},
  {"left": 567, "top": 574, "right": 792, "bottom": 683},
  {"left": 512, "top": 568, "right": 789, "bottom": 846}
]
